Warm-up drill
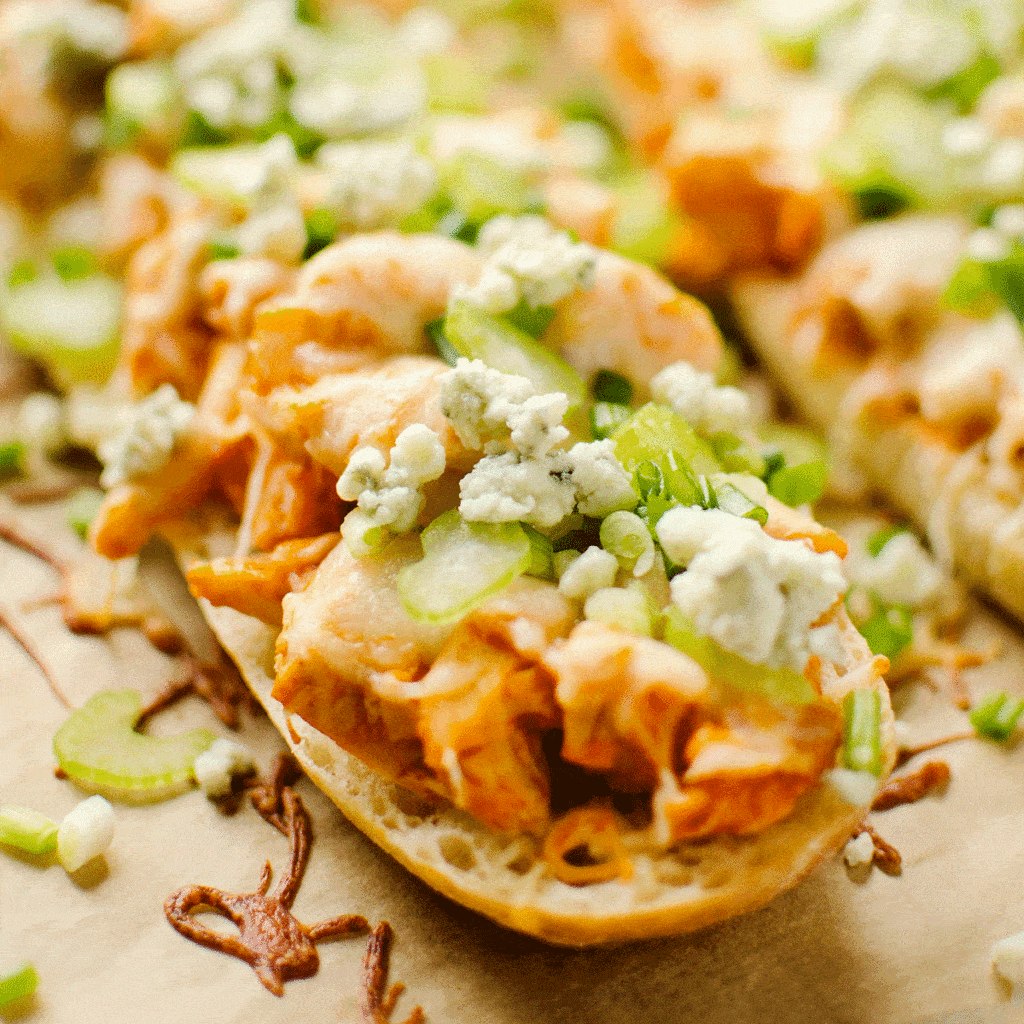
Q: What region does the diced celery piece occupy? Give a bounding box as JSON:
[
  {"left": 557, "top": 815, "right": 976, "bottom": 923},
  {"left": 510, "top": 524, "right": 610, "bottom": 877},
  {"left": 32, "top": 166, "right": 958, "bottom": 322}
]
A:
[
  {"left": 944, "top": 257, "right": 1000, "bottom": 317},
  {"left": 611, "top": 403, "right": 721, "bottom": 477},
  {"left": 303, "top": 208, "right": 338, "bottom": 260},
  {"left": 662, "top": 606, "right": 817, "bottom": 705},
  {"left": 925, "top": 51, "right": 1000, "bottom": 114},
  {"left": 841, "top": 689, "right": 883, "bottom": 775},
  {"left": 398, "top": 510, "right": 533, "bottom": 623},
  {"left": 767, "top": 460, "right": 828, "bottom": 507},
  {"left": 867, "top": 524, "right": 907, "bottom": 558},
  {"left": 425, "top": 317, "right": 460, "bottom": 366},
  {"left": 53, "top": 691, "right": 216, "bottom": 803},
  {"left": 0, "top": 963, "right": 37, "bottom": 1007},
  {"left": 7, "top": 261, "right": 36, "bottom": 289},
  {"left": 610, "top": 171, "right": 679, "bottom": 266},
  {"left": 1, "top": 275, "right": 122, "bottom": 388},
  {"left": 445, "top": 302, "right": 587, "bottom": 408},
  {"left": 502, "top": 300, "right": 555, "bottom": 339},
  {"left": 715, "top": 481, "right": 769, "bottom": 525},
  {"left": 440, "top": 152, "right": 542, "bottom": 227},
  {"left": 0, "top": 805, "right": 58, "bottom": 855},
  {"left": 822, "top": 85, "right": 955, "bottom": 211},
  {"left": 708, "top": 431, "right": 766, "bottom": 476},
  {"left": 523, "top": 524, "right": 554, "bottom": 578},
  {"left": 759, "top": 422, "right": 826, "bottom": 467}
]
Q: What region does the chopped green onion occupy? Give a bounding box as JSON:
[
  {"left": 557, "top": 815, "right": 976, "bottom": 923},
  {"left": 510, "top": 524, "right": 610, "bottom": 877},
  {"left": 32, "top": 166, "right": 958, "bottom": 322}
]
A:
[
  {"left": 853, "top": 184, "right": 912, "bottom": 221},
  {"left": 841, "top": 689, "right": 883, "bottom": 776},
  {"left": 599, "top": 510, "right": 655, "bottom": 576},
  {"left": 590, "top": 402, "right": 632, "bottom": 440},
  {"left": 207, "top": 239, "right": 241, "bottom": 262},
  {"left": 0, "top": 442, "right": 23, "bottom": 479},
  {"left": 398, "top": 510, "right": 534, "bottom": 624},
  {"left": 501, "top": 300, "right": 555, "bottom": 339},
  {"left": 591, "top": 369, "right": 634, "bottom": 405},
  {"left": 178, "top": 109, "right": 231, "bottom": 149},
  {"left": 662, "top": 606, "right": 816, "bottom": 705},
  {"left": 766, "top": 459, "right": 827, "bottom": 507},
  {"left": 7, "top": 260, "right": 37, "bottom": 289},
  {"left": 610, "top": 171, "right": 678, "bottom": 266},
  {"left": 425, "top": 317, "right": 460, "bottom": 367},
  {"left": 66, "top": 487, "right": 105, "bottom": 540},
  {"left": 52, "top": 247, "right": 98, "bottom": 282},
  {"left": 708, "top": 431, "right": 765, "bottom": 476},
  {"left": 715, "top": 480, "right": 769, "bottom": 526},
  {"left": 925, "top": 51, "right": 1000, "bottom": 114},
  {"left": 867, "top": 524, "right": 907, "bottom": 558},
  {"left": 970, "top": 691, "right": 1024, "bottom": 742},
  {"left": 444, "top": 302, "right": 586, "bottom": 409},
  {"left": 0, "top": 963, "right": 37, "bottom": 1007},
  {"left": 857, "top": 598, "right": 914, "bottom": 662},
  {"left": 303, "top": 208, "right": 337, "bottom": 261},
  {"left": 53, "top": 690, "right": 216, "bottom": 803},
  {"left": 440, "top": 152, "right": 542, "bottom": 229},
  {"left": 523, "top": 524, "right": 554, "bottom": 578},
  {"left": 0, "top": 805, "right": 58, "bottom": 855},
  {"left": 251, "top": 109, "right": 322, "bottom": 159}
]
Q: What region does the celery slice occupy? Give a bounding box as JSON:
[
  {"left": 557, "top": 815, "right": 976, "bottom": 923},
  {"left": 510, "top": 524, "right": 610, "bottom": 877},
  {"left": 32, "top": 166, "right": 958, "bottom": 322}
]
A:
[
  {"left": 1, "top": 275, "right": 122, "bottom": 388},
  {"left": 440, "top": 152, "right": 541, "bottom": 228},
  {"left": 611, "top": 403, "right": 721, "bottom": 477},
  {"left": 610, "top": 171, "right": 679, "bottom": 266},
  {"left": 445, "top": 302, "right": 587, "bottom": 408},
  {"left": 53, "top": 691, "right": 216, "bottom": 803},
  {"left": 398, "top": 511, "right": 532, "bottom": 624},
  {"left": 0, "top": 963, "right": 37, "bottom": 1007},
  {"left": 0, "top": 805, "right": 58, "bottom": 855},
  {"left": 662, "top": 607, "right": 817, "bottom": 705},
  {"left": 105, "top": 59, "right": 179, "bottom": 145}
]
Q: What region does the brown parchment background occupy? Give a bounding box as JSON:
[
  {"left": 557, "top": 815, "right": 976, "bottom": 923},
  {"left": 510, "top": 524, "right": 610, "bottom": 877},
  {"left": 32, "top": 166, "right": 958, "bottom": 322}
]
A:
[{"left": 2, "top": 496, "right": 1024, "bottom": 1024}]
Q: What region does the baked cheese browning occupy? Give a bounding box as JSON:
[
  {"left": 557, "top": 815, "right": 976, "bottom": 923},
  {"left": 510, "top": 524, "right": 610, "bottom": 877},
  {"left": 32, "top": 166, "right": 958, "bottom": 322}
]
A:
[
  {"left": 247, "top": 232, "right": 482, "bottom": 389},
  {"left": 186, "top": 533, "right": 342, "bottom": 628}
]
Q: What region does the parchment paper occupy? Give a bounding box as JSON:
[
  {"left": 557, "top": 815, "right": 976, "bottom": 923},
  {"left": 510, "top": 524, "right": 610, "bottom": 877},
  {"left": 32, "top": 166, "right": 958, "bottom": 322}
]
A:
[{"left": 2, "top": 496, "right": 1024, "bottom": 1024}]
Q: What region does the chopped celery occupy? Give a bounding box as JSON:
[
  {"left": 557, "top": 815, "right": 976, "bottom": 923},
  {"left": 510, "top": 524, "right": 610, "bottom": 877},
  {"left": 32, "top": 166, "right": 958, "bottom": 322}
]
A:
[
  {"left": 970, "top": 691, "right": 1024, "bottom": 742},
  {"left": 611, "top": 403, "right": 721, "bottom": 477},
  {"left": 857, "top": 597, "right": 914, "bottom": 662},
  {"left": 867, "top": 524, "right": 908, "bottom": 558},
  {"left": 715, "top": 481, "right": 769, "bottom": 525},
  {"left": 758, "top": 422, "right": 827, "bottom": 468},
  {"left": 440, "top": 152, "right": 542, "bottom": 228},
  {"left": 662, "top": 607, "right": 817, "bottom": 705},
  {"left": 251, "top": 110, "right": 322, "bottom": 160},
  {"left": 53, "top": 691, "right": 216, "bottom": 803},
  {"left": 523, "top": 524, "right": 554, "bottom": 578},
  {"left": 0, "top": 963, "right": 37, "bottom": 1007},
  {"left": 590, "top": 369, "right": 633, "bottom": 405},
  {"left": 766, "top": 460, "right": 827, "bottom": 507},
  {"left": 303, "top": 208, "right": 338, "bottom": 260},
  {"left": 502, "top": 300, "right": 555, "bottom": 339},
  {"left": 52, "top": 247, "right": 98, "bottom": 282},
  {"left": 925, "top": 51, "right": 1000, "bottom": 114},
  {"left": 66, "top": 487, "right": 105, "bottom": 541},
  {"left": 1, "top": 275, "right": 122, "bottom": 388},
  {"left": 0, "top": 442, "right": 23, "bottom": 478},
  {"left": 178, "top": 109, "right": 231, "bottom": 149},
  {"left": 398, "top": 510, "right": 533, "bottom": 623},
  {"left": 0, "top": 805, "right": 58, "bottom": 855},
  {"left": 944, "top": 257, "right": 1001, "bottom": 317},
  {"left": 841, "top": 690, "right": 883, "bottom": 775},
  {"left": 609, "top": 171, "right": 679, "bottom": 266},
  {"left": 444, "top": 302, "right": 587, "bottom": 408},
  {"left": 590, "top": 402, "right": 631, "bottom": 441}
]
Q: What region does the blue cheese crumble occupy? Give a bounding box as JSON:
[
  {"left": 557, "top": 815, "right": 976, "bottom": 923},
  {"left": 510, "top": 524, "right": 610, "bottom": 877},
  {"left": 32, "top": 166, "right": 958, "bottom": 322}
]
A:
[
  {"left": 657, "top": 506, "right": 848, "bottom": 672},
  {"left": 650, "top": 361, "right": 754, "bottom": 437},
  {"left": 98, "top": 384, "right": 195, "bottom": 489}
]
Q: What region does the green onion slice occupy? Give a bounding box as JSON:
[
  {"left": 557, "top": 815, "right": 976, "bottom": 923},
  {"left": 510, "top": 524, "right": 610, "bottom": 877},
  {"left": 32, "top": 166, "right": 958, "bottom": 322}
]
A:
[
  {"left": 841, "top": 689, "right": 883, "bottom": 776},
  {"left": 970, "top": 691, "right": 1024, "bottom": 742},
  {"left": 590, "top": 369, "right": 634, "bottom": 405},
  {"left": 0, "top": 442, "right": 23, "bottom": 479},
  {"left": 0, "top": 805, "right": 58, "bottom": 855},
  {"left": 0, "top": 963, "right": 38, "bottom": 1007},
  {"left": 590, "top": 402, "right": 632, "bottom": 440},
  {"left": 857, "top": 597, "right": 914, "bottom": 663},
  {"left": 766, "top": 459, "right": 827, "bottom": 507}
]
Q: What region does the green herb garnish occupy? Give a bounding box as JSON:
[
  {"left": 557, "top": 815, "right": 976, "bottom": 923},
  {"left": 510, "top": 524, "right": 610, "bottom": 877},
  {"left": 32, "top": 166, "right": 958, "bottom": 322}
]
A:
[
  {"left": 842, "top": 689, "right": 883, "bottom": 775},
  {"left": 970, "top": 691, "right": 1024, "bottom": 742}
]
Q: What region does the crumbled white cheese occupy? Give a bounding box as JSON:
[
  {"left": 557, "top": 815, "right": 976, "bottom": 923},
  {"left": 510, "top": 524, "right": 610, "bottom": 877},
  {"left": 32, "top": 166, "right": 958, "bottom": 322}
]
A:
[
  {"left": 235, "top": 198, "right": 307, "bottom": 263},
  {"left": 316, "top": 139, "right": 437, "bottom": 230},
  {"left": 992, "top": 203, "right": 1024, "bottom": 238},
  {"left": 0, "top": 0, "right": 129, "bottom": 61},
  {"left": 859, "top": 531, "right": 944, "bottom": 607},
  {"left": 438, "top": 358, "right": 567, "bottom": 456},
  {"left": 982, "top": 138, "right": 1024, "bottom": 192},
  {"left": 558, "top": 545, "right": 618, "bottom": 601},
  {"left": 650, "top": 361, "right": 753, "bottom": 437},
  {"left": 57, "top": 795, "right": 115, "bottom": 873},
  {"left": 658, "top": 506, "right": 848, "bottom": 672},
  {"left": 337, "top": 424, "right": 446, "bottom": 544},
  {"left": 454, "top": 215, "right": 597, "bottom": 315},
  {"left": 842, "top": 831, "right": 875, "bottom": 868},
  {"left": 991, "top": 930, "right": 1024, "bottom": 992},
  {"left": 941, "top": 116, "right": 992, "bottom": 159},
  {"left": 396, "top": 6, "right": 456, "bottom": 54},
  {"left": 564, "top": 439, "right": 637, "bottom": 517},
  {"left": 458, "top": 450, "right": 576, "bottom": 529},
  {"left": 825, "top": 767, "right": 880, "bottom": 807},
  {"left": 98, "top": 384, "right": 195, "bottom": 489},
  {"left": 966, "top": 226, "right": 1011, "bottom": 263},
  {"left": 193, "top": 738, "right": 255, "bottom": 797}
]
